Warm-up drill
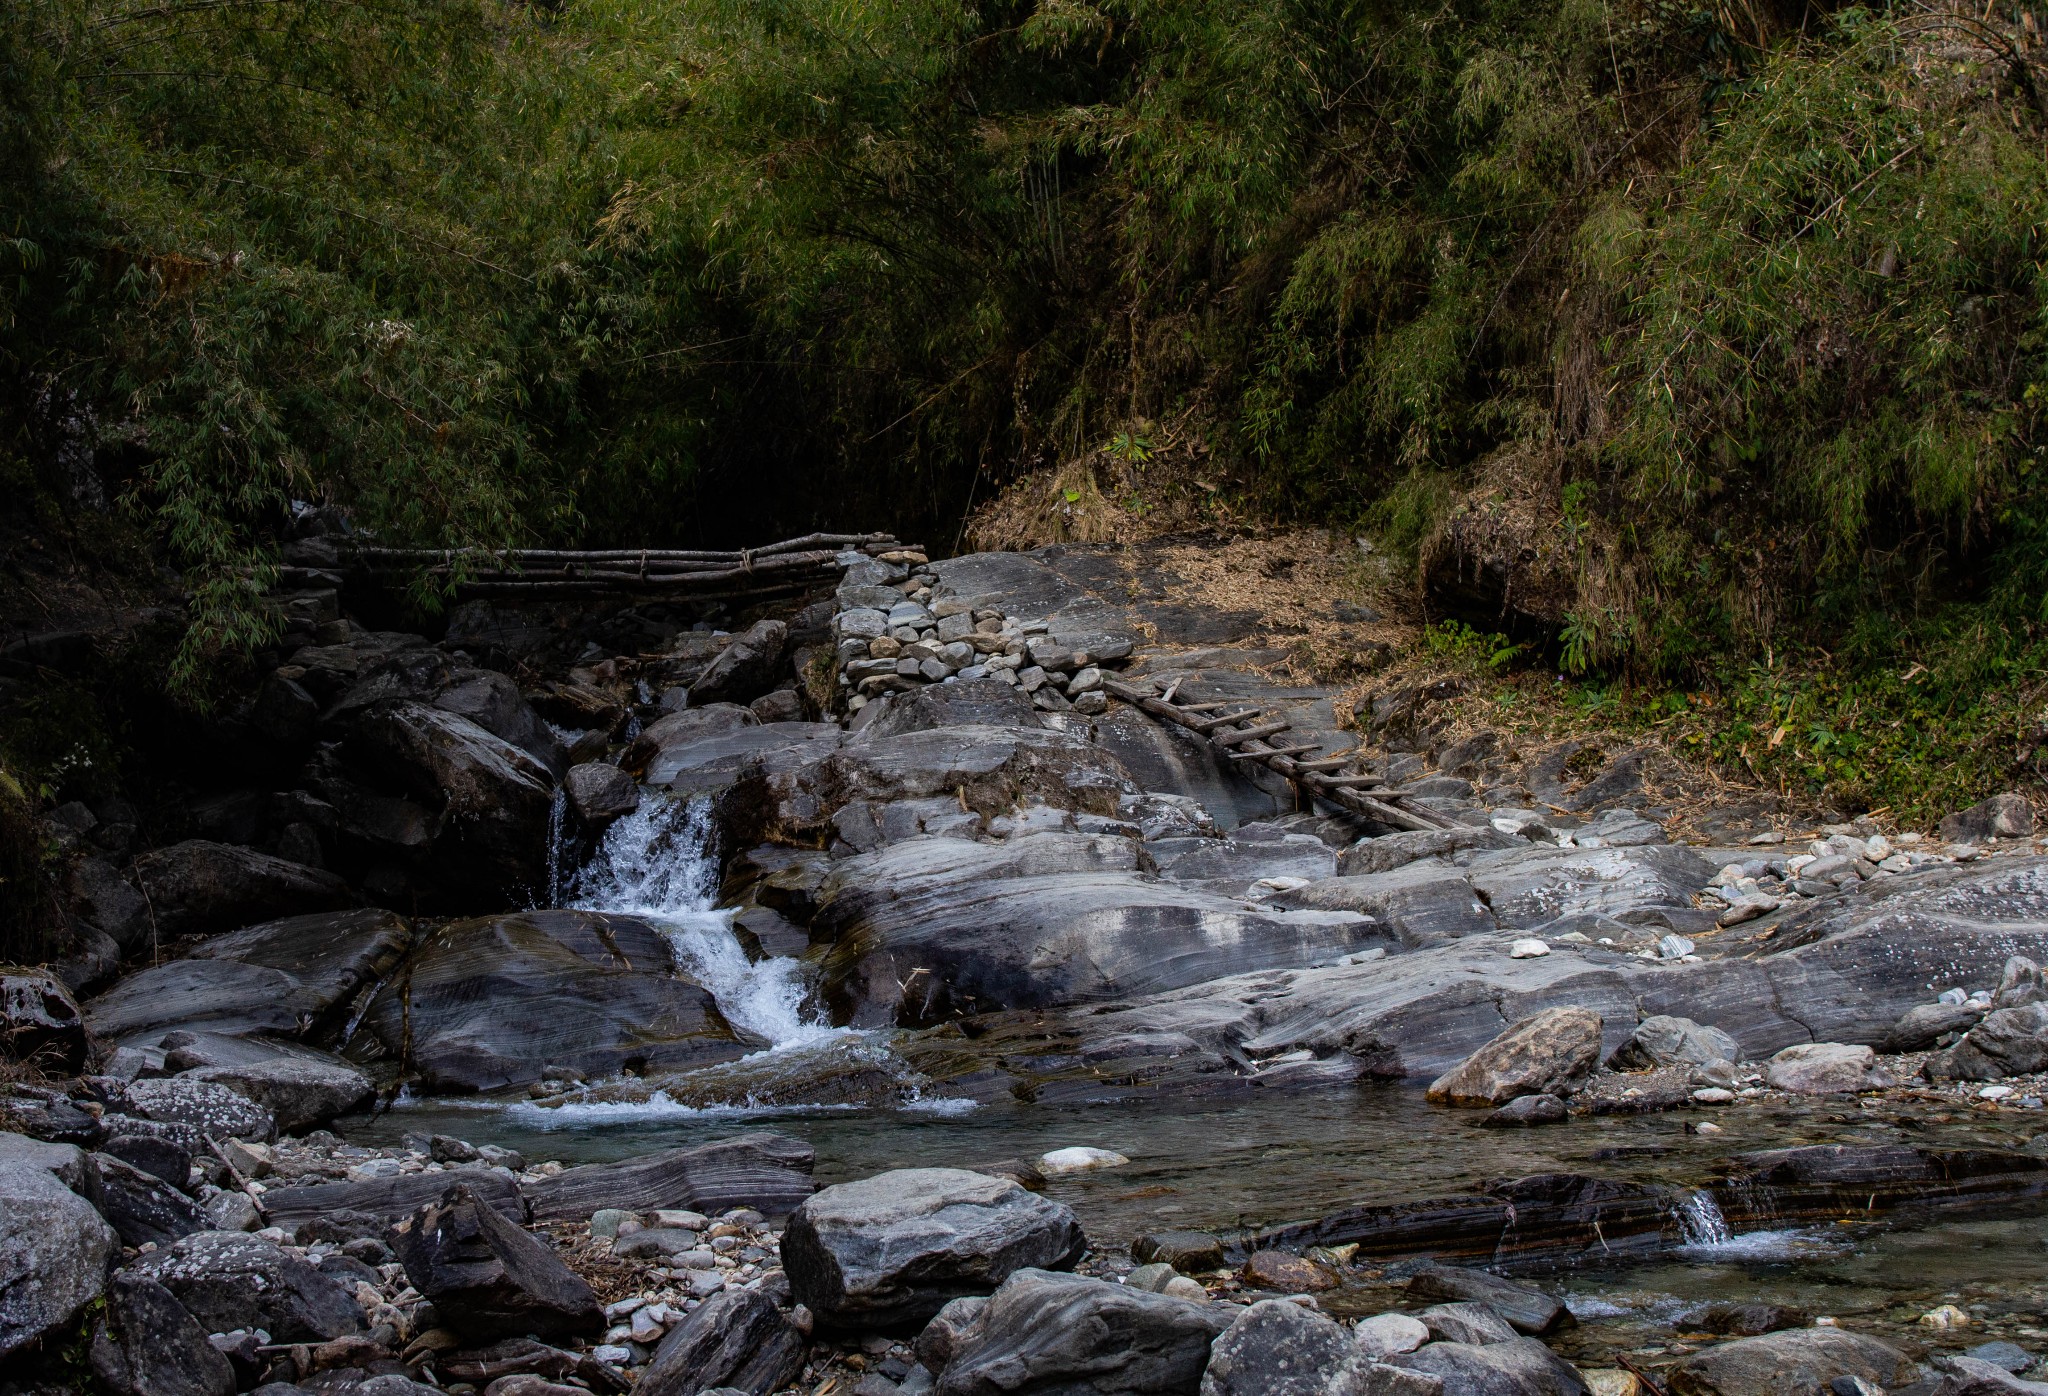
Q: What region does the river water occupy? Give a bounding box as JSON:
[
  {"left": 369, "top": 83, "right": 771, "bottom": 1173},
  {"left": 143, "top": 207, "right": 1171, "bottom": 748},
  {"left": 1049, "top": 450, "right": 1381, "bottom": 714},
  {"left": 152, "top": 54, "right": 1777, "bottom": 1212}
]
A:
[{"left": 350, "top": 794, "right": 2048, "bottom": 1365}]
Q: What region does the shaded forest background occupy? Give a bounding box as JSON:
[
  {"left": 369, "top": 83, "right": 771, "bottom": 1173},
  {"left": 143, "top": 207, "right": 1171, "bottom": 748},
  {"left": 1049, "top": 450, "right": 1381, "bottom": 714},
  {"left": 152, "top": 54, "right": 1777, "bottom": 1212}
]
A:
[{"left": 6, "top": 0, "right": 2048, "bottom": 793}]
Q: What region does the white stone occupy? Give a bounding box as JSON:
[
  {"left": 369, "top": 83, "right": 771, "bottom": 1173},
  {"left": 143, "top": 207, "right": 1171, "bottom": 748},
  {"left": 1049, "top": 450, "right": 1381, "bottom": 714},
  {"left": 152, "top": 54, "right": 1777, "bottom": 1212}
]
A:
[
  {"left": 1037, "top": 1146, "right": 1130, "bottom": 1176},
  {"left": 1508, "top": 938, "right": 1550, "bottom": 959},
  {"left": 1691, "top": 1088, "right": 1735, "bottom": 1105},
  {"left": 1980, "top": 1085, "right": 2017, "bottom": 1100},
  {"left": 1354, "top": 1312, "right": 1430, "bottom": 1359}
]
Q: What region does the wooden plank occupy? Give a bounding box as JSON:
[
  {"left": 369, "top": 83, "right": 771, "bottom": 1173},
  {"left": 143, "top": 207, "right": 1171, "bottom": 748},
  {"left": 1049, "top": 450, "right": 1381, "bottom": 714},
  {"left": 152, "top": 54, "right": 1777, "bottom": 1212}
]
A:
[
  {"left": 1213, "top": 720, "right": 1291, "bottom": 747},
  {"left": 1188, "top": 709, "right": 1264, "bottom": 733},
  {"left": 1227, "top": 744, "right": 1318, "bottom": 760},
  {"left": 1304, "top": 773, "right": 1388, "bottom": 790}
]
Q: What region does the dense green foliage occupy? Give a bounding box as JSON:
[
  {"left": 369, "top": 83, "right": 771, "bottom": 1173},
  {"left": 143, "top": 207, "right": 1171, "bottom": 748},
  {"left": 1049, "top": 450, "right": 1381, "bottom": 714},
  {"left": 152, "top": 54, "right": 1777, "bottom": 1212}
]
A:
[{"left": 4, "top": 0, "right": 2048, "bottom": 697}]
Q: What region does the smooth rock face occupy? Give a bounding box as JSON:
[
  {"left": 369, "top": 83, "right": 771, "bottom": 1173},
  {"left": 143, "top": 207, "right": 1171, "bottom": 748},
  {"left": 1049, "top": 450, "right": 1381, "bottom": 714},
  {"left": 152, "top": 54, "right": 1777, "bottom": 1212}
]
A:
[
  {"left": 90, "top": 1271, "right": 237, "bottom": 1396},
  {"left": 1609, "top": 1016, "right": 1741, "bottom": 1070},
  {"left": 1940, "top": 792, "right": 2035, "bottom": 843},
  {"left": 0, "top": 971, "right": 88, "bottom": 1071},
  {"left": 1418, "top": 1303, "right": 1519, "bottom": 1347},
  {"left": 1391, "top": 1337, "right": 1592, "bottom": 1396},
  {"left": 935, "top": 1268, "right": 1229, "bottom": 1396},
  {"left": 1201, "top": 1298, "right": 1369, "bottom": 1396},
  {"left": 1664, "top": 1328, "right": 1916, "bottom": 1395},
  {"left": 122, "top": 1077, "right": 277, "bottom": 1142},
  {"left": 1930, "top": 1003, "right": 2048, "bottom": 1080},
  {"left": 1764, "top": 1043, "right": 1892, "bottom": 1095},
  {"left": 135, "top": 1231, "right": 363, "bottom": 1343},
  {"left": 1405, "top": 1265, "right": 1571, "bottom": 1336},
  {"left": 0, "top": 1159, "right": 118, "bottom": 1356},
  {"left": 357, "top": 910, "right": 748, "bottom": 1092},
  {"left": 1355, "top": 1313, "right": 1432, "bottom": 1360},
  {"left": 782, "top": 1167, "right": 1085, "bottom": 1328},
  {"left": 389, "top": 1184, "right": 603, "bottom": 1342},
  {"left": 1427, "top": 1008, "right": 1604, "bottom": 1107},
  {"left": 259, "top": 1166, "right": 524, "bottom": 1231},
  {"left": 689, "top": 619, "right": 791, "bottom": 707},
  {"left": 176, "top": 1043, "right": 374, "bottom": 1133},
  {"left": 635, "top": 1287, "right": 806, "bottom": 1396},
  {"left": 127, "top": 840, "right": 354, "bottom": 938},
  {"left": 524, "top": 1133, "right": 815, "bottom": 1223}
]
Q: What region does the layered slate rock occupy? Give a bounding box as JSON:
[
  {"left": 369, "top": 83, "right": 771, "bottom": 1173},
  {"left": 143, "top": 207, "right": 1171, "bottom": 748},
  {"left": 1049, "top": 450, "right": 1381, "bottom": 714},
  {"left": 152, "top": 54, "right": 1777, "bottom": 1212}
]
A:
[
  {"left": 355, "top": 910, "right": 750, "bottom": 1092},
  {"left": 1426, "top": 1008, "right": 1604, "bottom": 1108},
  {"left": 782, "top": 1167, "right": 1085, "bottom": 1328},
  {"left": 135, "top": 1231, "right": 363, "bottom": 1343},
  {"left": 390, "top": 1184, "right": 603, "bottom": 1343},
  {"left": 90, "top": 1272, "right": 237, "bottom": 1396},
  {"left": 1200, "top": 1298, "right": 1371, "bottom": 1396},
  {"left": 127, "top": 840, "right": 353, "bottom": 938},
  {"left": 1404, "top": 1265, "right": 1573, "bottom": 1335},
  {"left": 186, "top": 909, "right": 415, "bottom": 1041},
  {"left": 0, "top": 1159, "right": 118, "bottom": 1356},
  {"left": 634, "top": 1288, "right": 806, "bottom": 1396},
  {"left": 1390, "top": 1337, "right": 1592, "bottom": 1395},
  {"left": 688, "top": 618, "right": 790, "bottom": 707},
  {"left": 934, "top": 1267, "right": 1229, "bottom": 1396},
  {"left": 525, "top": 1132, "right": 814, "bottom": 1223},
  {"left": 261, "top": 1164, "right": 524, "bottom": 1231},
  {"left": 1609, "top": 1016, "right": 1741, "bottom": 1070},
  {"left": 1665, "top": 1328, "right": 1916, "bottom": 1395}
]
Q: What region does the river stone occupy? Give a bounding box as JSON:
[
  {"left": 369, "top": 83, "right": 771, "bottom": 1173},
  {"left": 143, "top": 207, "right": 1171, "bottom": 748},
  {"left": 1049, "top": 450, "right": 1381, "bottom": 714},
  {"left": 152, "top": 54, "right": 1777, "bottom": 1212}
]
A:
[
  {"left": 356, "top": 910, "right": 748, "bottom": 1092},
  {"left": 1426, "top": 1008, "right": 1603, "bottom": 1107},
  {"left": 1389, "top": 1337, "right": 1591, "bottom": 1396},
  {"left": 1484, "top": 1093, "right": 1567, "bottom": 1127},
  {"left": 93, "top": 1151, "right": 210, "bottom": 1247},
  {"left": 1418, "top": 1302, "right": 1520, "bottom": 1346},
  {"left": 1996, "top": 955, "right": 2047, "bottom": 1008},
  {"left": 690, "top": 619, "right": 791, "bottom": 707},
  {"left": 1404, "top": 1265, "right": 1571, "bottom": 1336},
  {"left": 1885, "top": 1000, "right": 1987, "bottom": 1051},
  {"left": 1133, "top": 1231, "right": 1227, "bottom": 1273},
  {"left": 525, "top": 1132, "right": 815, "bottom": 1223},
  {"left": 565, "top": 762, "right": 640, "bottom": 825},
  {"left": 1241, "top": 1250, "right": 1337, "bottom": 1291},
  {"left": 261, "top": 1165, "right": 524, "bottom": 1230},
  {"left": 122, "top": 1077, "right": 278, "bottom": 1142},
  {"left": 390, "top": 1184, "right": 603, "bottom": 1342},
  {"left": 1, "top": 970, "right": 88, "bottom": 1072},
  {"left": 1664, "top": 1328, "right": 1916, "bottom": 1395},
  {"left": 1608, "top": 1016, "right": 1741, "bottom": 1070},
  {"left": 127, "top": 840, "right": 354, "bottom": 937},
  {"left": 935, "top": 1268, "right": 1229, "bottom": 1396},
  {"left": 1929, "top": 1003, "right": 2048, "bottom": 1080},
  {"left": 135, "top": 1231, "right": 363, "bottom": 1342},
  {"left": 1355, "top": 1313, "right": 1432, "bottom": 1360},
  {"left": 1337, "top": 827, "right": 1520, "bottom": 877},
  {"left": 164, "top": 1036, "right": 374, "bottom": 1132},
  {"left": 90, "top": 1271, "right": 236, "bottom": 1396},
  {"left": 1273, "top": 865, "right": 1497, "bottom": 947},
  {"left": 782, "top": 1167, "right": 1085, "bottom": 1328},
  {"left": 1936, "top": 1354, "right": 2048, "bottom": 1394},
  {"left": 0, "top": 1159, "right": 117, "bottom": 1355},
  {"left": 1940, "top": 792, "right": 2035, "bottom": 843},
  {"left": 1201, "top": 1298, "right": 1370, "bottom": 1396},
  {"left": 1764, "top": 1043, "right": 1892, "bottom": 1095},
  {"left": 634, "top": 1287, "right": 806, "bottom": 1396}
]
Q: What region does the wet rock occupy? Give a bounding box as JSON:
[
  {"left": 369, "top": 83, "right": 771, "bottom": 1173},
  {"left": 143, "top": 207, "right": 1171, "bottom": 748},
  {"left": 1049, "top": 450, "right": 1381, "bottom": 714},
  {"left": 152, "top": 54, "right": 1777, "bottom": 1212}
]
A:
[
  {"left": 356, "top": 910, "right": 748, "bottom": 1092},
  {"left": 122, "top": 1076, "right": 278, "bottom": 1142},
  {"left": 1764, "top": 1043, "right": 1893, "bottom": 1095},
  {"left": 525, "top": 1132, "right": 815, "bottom": 1223},
  {"left": 1, "top": 971, "right": 88, "bottom": 1072},
  {"left": 128, "top": 840, "right": 353, "bottom": 937},
  {"left": 1133, "top": 1231, "right": 1226, "bottom": 1273},
  {"left": 634, "top": 1288, "right": 806, "bottom": 1396},
  {"left": 782, "top": 1167, "right": 1085, "bottom": 1328},
  {"left": 1484, "top": 1093, "right": 1567, "bottom": 1127},
  {"left": 1404, "top": 1265, "right": 1571, "bottom": 1336},
  {"left": 1697, "top": 1304, "right": 1810, "bottom": 1337},
  {"left": 135, "top": 1231, "right": 363, "bottom": 1343},
  {"left": 1355, "top": 1314, "right": 1432, "bottom": 1360},
  {"left": 1884, "top": 1000, "right": 1987, "bottom": 1052},
  {"left": 934, "top": 1267, "right": 1228, "bottom": 1396},
  {"left": 1417, "top": 1303, "right": 1519, "bottom": 1346},
  {"left": 1201, "top": 1298, "right": 1370, "bottom": 1396},
  {"left": 0, "top": 1159, "right": 118, "bottom": 1356},
  {"left": 1940, "top": 792, "right": 2035, "bottom": 843},
  {"left": 90, "top": 1271, "right": 237, "bottom": 1396},
  {"left": 1608, "top": 1016, "right": 1741, "bottom": 1071},
  {"left": 261, "top": 1163, "right": 524, "bottom": 1231},
  {"left": 390, "top": 1184, "right": 603, "bottom": 1343},
  {"left": 1664, "top": 1328, "right": 1915, "bottom": 1395},
  {"left": 1240, "top": 1250, "right": 1338, "bottom": 1292},
  {"left": 1928, "top": 1003, "right": 2048, "bottom": 1080},
  {"left": 1390, "top": 1337, "right": 1591, "bottom": 1396},
  {"left": 564, "top": 763, "right": 640, "bottom": 826},
  {"left": 93, "top": 1151, "right": 210, "bottom": 1246},
  {"left": 689, "top": 619, "right": 790, "bottom": 707},
  {"left": 1427, "top": 1008, "right": 1603, "bottom": 1108}
]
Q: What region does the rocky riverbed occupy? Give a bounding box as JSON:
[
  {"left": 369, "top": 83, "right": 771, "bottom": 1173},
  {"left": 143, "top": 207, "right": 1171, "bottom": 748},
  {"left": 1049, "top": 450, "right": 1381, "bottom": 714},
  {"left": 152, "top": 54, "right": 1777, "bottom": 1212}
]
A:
[{"left": 11, "top": 530, "right": 2048, "bottom": 1395}]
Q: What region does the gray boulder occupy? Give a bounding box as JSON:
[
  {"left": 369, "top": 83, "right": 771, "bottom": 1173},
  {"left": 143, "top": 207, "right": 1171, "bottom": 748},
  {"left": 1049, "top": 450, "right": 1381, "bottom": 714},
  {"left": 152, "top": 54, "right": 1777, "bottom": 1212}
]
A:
[
  {"left": 935, "top": 1268, "right": 1229, "bottom": 1396},
  {"left": 635, "top": 1287, "right": 806, "bottom": 1396},
  {"left": 1928, "top": 1003, "right": 2048, "bottom": 1081},
  {"left": 1940, "top": 792, "right": 2035, "bottom": 843},
  {"left": 1608, "top": 1016, "right": 1741, "bottom": 1070},
  {"left": 1763, "top": 1043, "right": 1893, "bottom": 1095},
  {"left": 1337, "top": 827, "right": 1520, "bottom": 877},
  {"left": 134, "top": 1230, "right": 362, "bottom": 1342},
  {"left": 87, "top": 959, "right": 305, "bottom": 1046},
  {"left": 1390, "top": 1338, "right": 1590, "bottom": 1395},
  {"left": 127, "top": 840, "right": 353, "bottom": 937},
  {"left": 161, "top": 1035, "right": 374, "bottom": 1132},
  {"left": 260, "top": 1165, "right": 523, "bottom": 1231},
  {"left": 689, "top": 619, "right": 790, "bottom": 706},
  {"left": 1426, "top": 1008, "right": 1603, "bottom": 1107},
  {"left": 1404, "top": 1265, "right": 1571, "bottom": 1336},
  {"left": 390, "top": 1184, "right": 602, "bottom": 1342},
  {"left": 565, "top": 762, "right": 640, "bottom": 826},
  {"left": 1417, "top": 1303, "right": 1519, "bottom": 1346},
  {"left": 783, "top": 1167, "right": 1085, "bottom": 1328},
  {"left": 0, "top": 1159, "right": 117, "bottom": 1356},
  {"left": 433, "top": 668, "right": 561, "bottom": 771},
  {"left": 90, "top": 1271, "right": 236, "bottom": 1396},
  {"left": 121, "top": 1077, "right": 277, "bottom": 1142},
  {"left": 68, "top": 853, "right": 153, "bottom": 951},
  {"left": 0, "top": 1129, "right": 100, "bottom": 1198},
  {"left": 1996, "top": 955, "right": 2046, "bottom": 1008},
  {"left": 1200, "top": 1298, "right": 1369, "bottom": 1396},
  {"left": 1, "top": 970, "right": 88, "bottom": 1072},
  {"left": 93, "top": 1152, "right": 209, "bottom": 1247},
  {"left": 1664, "top": 1327, "right": 1916, "bottom": 1395},
  {"left": 1884, "top": 1000, "right": 1986, "bottom": 1051}
]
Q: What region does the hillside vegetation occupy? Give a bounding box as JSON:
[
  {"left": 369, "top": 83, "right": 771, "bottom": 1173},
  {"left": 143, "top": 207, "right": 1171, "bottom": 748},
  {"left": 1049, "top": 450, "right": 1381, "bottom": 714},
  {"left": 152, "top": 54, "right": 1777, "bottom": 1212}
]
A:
[{"left": 4, "top": 0, "right": 2048, "bottom": 808}]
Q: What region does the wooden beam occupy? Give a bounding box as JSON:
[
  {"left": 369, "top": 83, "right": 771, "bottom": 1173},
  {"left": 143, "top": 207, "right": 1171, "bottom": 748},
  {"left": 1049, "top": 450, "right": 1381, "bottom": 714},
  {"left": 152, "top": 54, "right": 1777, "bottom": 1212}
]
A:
[
  {"left": 1214, "top": 721, "right": 1292, "bottom": 747},
  {"left": 1227, "top": 743, "right": 1319, "bottom": 760},
  {"left": 1188, "top": 708, "right": 1264, "bottom": 733}
]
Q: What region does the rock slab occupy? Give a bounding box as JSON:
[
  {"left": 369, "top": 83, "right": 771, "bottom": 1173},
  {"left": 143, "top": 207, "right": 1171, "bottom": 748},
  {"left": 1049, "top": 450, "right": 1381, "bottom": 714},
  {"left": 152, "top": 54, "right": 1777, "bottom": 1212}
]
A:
[
  {"left": 634, "top": 1287, "right": 806, "bottom": 1396},
  {"left": 0, "top": 1159, "right": 118, "bottom": 1356},
  {"left": 935, "top": 1268, "right": 1229, "bottom": 1396},
  {"left": 1426, "top": 1008, "right": 1603, "bottom": 1108},
  {"left": 390, "top": 1184, "right": 603, "bottom": 1343}
]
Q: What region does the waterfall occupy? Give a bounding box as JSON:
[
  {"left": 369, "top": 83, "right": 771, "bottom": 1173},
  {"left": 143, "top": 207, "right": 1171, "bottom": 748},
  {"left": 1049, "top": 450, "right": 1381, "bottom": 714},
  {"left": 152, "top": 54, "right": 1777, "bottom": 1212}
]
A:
[
  {"left": 565, "top": 795, "right": 842, "bottom": 1052},
  {"left": 1674, "top": 1190, "right": 1735, "bottom": 1248}
]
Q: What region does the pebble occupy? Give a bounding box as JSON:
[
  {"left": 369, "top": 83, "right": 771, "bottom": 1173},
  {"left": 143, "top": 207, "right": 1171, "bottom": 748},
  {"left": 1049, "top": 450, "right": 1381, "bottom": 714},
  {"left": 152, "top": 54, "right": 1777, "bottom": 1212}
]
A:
[
  {"left": 1695, "top": 1121, "right": 1724, "bottom": 1135},
  {"left": 1981, "top": 1085, "right": 2017, "bottom": 1100},
  {"left": 1039, "top": 1146, "right": 1130, "bottom": 1175},
  {"left": 1691, "top": 1088, "right": 1735, "bottom": 1105},
  {"left": 1921, "top": 1304, "right": 1973, "bottom": 1329},
  {"left": 1509, "top": 938, "right": 1551, "bottom": 959}
]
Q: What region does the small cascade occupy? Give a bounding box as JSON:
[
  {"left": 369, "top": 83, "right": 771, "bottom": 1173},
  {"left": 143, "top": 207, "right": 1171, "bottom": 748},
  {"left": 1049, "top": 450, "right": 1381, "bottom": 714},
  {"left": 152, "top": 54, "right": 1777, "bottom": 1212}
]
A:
[
  {"left": 544, "top": 787, "right": 569, "bottom": 906},
  {"left": 1674, "top": 1190, "right": 1736, "bottom": 1248},
  {"left": 566, "top": 795, "right": 843, "bottom": 1053}
]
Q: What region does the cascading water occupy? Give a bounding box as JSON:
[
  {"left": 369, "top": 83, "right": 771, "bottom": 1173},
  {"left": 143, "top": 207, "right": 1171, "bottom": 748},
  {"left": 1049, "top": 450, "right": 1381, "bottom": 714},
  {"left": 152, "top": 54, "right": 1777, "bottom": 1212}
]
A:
[
  {"left": 1673, "top": 1190, "right": 1735, "bottom": 1247},
  {"left": 564, "top": 794, "right": 843, "bottom": 1053}
]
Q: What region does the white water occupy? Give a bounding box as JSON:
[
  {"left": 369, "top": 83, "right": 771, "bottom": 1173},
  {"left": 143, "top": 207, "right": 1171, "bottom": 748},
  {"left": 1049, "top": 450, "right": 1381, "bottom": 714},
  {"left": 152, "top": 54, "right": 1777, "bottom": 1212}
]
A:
[
  {"left": 1674, "top": 1190, "right": 1735, "bottom": 1247},
  {"left": 564, "top": 795, "right": 845, "bottom": 1053}
]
